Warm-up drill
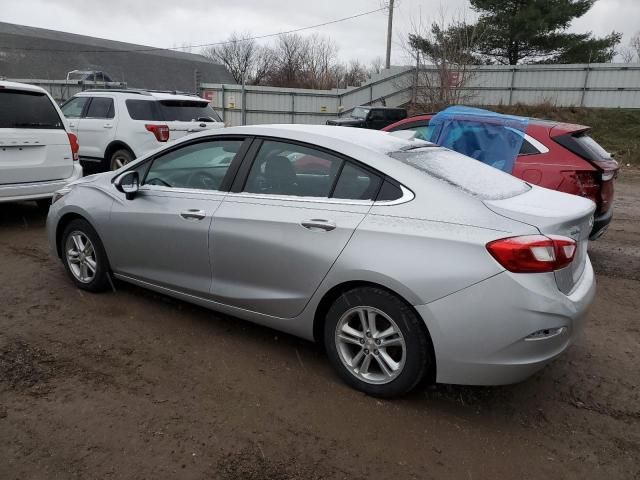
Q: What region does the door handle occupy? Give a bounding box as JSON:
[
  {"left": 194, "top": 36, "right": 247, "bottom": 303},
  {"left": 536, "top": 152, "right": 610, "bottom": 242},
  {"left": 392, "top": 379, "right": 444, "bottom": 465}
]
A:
[
  {"left": 301, "top": 219, "right": 336, "bottom": 231},
  {"left": 180, "top": 209, "right": 206, "bottom": 220},
  {"left": 103, "top": 123, "right": 113, "bottom": 128}
]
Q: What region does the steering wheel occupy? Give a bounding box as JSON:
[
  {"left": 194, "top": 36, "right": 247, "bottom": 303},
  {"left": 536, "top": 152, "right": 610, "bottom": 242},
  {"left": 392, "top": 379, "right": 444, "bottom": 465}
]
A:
[
  {"left": 146, "top": 177, "right": 172, "bottom": 187},
  {"left": 187, "top": 170, "right": 218, "bottom": 190}
]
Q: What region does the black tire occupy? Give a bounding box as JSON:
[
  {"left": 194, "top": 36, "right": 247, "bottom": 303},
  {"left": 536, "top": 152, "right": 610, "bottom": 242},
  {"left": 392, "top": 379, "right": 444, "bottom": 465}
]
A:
[
  {"left": 324, "top": 287, "right": 431, "bottom": 398},
  {"left": 61, "top": 219, "right": 111, "bottom": 292},
  {"left": 109, "top": 148, "right": 134, "bottom": 171}
]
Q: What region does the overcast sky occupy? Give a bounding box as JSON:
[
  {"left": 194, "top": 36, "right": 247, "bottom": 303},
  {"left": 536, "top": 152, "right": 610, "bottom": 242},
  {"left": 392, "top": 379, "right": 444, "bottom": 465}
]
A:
[{"left": 2, "top": 0, "right": 639, "bottom": 64}]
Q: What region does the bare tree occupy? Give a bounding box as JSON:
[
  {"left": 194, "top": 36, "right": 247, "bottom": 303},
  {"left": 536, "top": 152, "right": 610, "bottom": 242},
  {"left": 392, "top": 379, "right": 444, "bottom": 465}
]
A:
[
  {"left": 343, "top": 60, "right": 369, "bottom": 87},
  {"left": 630, "top": 32, "right": 640, "bottom": 61},
  {"left": 400, "top": 8, "right": 482, "bottom": 111},
  {"left": 369, "top": 56, "right": 384, "bottom": 76},
  {"left": 202, "top": 32, "right": 258, "bottom": 84},
  {"left": 620, "top": 47, "right": 636, "bottom": 63}
]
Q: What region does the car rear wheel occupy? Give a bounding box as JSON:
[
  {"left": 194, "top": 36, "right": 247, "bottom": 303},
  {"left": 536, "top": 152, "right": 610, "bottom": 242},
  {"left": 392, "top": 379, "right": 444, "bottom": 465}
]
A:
[
  {"left": 324, "top": 287, "right": 431, "bottom": 398},
  {"left": 110, "top": 149, "right": 134, "bottom": 171},
  {"left": 61, "top": 219, "right": 111, "bottom": 292}
]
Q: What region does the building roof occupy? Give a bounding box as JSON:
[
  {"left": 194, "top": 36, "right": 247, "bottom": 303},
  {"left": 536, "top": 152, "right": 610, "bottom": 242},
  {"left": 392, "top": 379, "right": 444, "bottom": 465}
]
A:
[{"left": 0, "top": 22, "right": 235, "bottom": 91}]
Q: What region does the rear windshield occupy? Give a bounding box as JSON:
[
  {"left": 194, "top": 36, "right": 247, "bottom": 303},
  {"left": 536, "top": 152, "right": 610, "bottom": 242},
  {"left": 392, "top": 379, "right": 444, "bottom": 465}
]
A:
[
  {"left": 574, "top": 133, "right": 611, "bottom": 159},
  {"left": 0, "top": 89, "right": 64, "bottom": 129},
  {"left": 390, "top": 147, "right": 530, "bottom": 200},
  {"left": 125, "top": 99, "right": 221, "bottom": 122}
]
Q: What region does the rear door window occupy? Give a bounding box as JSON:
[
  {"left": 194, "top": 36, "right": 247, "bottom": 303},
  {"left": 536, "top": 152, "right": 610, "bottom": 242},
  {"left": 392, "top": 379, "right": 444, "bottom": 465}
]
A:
[
  {"left": 243, "top": 140, "right": 343, "bottom": 197},
  {"left": 0, "top": 90, "right": 64, "bottom": 129},
  {"left": 85, "top": 97, "right": 114, "bottom": 119}
]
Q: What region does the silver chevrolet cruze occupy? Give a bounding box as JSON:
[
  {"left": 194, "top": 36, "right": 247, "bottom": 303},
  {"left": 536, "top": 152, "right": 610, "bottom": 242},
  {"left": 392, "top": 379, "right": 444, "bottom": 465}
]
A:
[{"left": 47, "top": 125, "right": 596, "bottom": 397}]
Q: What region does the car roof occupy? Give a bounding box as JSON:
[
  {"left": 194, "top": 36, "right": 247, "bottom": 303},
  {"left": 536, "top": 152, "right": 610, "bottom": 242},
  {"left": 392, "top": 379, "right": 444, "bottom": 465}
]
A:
[
  {"left": 0, "top": 80, "right": 48, "bottom": 94},
  {"left": 75, "top": 89, "right": 206, "bottom": 102},
  {"left": 205, "top": 124, "right": 434, "bottom": 155},
  {"left": 386, "top": 112, "right": 589, "bottom": 134}
]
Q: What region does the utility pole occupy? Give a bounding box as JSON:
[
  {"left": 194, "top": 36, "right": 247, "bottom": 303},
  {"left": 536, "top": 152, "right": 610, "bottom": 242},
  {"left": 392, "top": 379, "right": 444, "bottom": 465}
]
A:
[{"left": 385, "top": 0, "right": 395, "bottom": 69}]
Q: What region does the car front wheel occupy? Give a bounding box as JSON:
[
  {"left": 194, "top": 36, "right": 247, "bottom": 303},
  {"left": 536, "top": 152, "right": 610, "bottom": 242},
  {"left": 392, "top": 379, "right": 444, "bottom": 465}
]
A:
[
  {"left": 324, "top": 286, "right": 432, "bottom": 398},
  {"left": 61, "top": 219, "right": 111, "bottom": 292}
]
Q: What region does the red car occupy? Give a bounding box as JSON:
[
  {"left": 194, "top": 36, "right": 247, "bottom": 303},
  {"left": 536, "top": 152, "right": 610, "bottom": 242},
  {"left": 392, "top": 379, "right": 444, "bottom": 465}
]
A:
[{"left": 383, "top": 114, "right": 619, "bottom": 239}]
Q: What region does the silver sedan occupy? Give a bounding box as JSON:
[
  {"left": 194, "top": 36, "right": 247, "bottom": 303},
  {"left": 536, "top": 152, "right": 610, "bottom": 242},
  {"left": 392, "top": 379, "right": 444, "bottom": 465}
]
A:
[{"left": 47, "top": 125, "right": 596, "bottom": 397}]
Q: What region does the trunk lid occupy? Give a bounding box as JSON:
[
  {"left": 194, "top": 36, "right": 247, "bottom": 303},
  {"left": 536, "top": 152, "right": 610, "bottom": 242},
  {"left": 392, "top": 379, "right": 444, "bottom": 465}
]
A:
[
  {"left": 0, "top": 128, "right": 73, "bottom": 184},
  {"left": 164, "top": 120, "right": 224, "bottom": 141},
  {"left": 484, "top": 185, "right": 595, "bottom": 294}
]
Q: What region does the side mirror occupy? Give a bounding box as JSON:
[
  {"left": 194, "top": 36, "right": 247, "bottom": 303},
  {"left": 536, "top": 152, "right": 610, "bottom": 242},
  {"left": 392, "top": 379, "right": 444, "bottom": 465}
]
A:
[{"left": 115, "top": 171, "right": 139, "bottom": 200}]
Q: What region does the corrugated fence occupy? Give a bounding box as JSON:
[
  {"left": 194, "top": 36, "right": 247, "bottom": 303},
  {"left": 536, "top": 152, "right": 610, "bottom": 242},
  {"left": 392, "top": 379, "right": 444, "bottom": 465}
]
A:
[{"left": 201, "top": 63, "right": 640, "bottom": 126}]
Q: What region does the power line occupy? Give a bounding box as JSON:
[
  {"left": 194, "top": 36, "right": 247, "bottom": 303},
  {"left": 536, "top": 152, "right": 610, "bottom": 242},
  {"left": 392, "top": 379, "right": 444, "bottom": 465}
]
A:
[{"left": 1, "top": 7, "right": 388, "bottom": 54}]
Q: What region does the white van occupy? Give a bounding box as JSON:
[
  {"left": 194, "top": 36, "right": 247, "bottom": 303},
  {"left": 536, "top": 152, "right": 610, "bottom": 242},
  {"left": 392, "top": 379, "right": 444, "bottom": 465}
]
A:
[{"left": 0, "top": 81, "right": 82, "bottom": 207}]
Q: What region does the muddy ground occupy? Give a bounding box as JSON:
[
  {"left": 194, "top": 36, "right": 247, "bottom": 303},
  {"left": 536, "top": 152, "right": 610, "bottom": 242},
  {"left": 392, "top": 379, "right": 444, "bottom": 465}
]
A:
[{"left": 1, "top": 170, "right": 639, "bottom": 480}]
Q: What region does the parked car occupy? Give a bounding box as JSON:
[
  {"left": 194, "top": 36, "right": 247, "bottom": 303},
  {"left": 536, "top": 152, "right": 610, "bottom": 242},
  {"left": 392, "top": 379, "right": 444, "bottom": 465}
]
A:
[
  {"left": 383, "top": 113, "right": 618, "bottom": 239},
  {"left": 47, "top": 125, "right": 595, "bottom": 397},
  {"left": 326, "top": 106, "right": 407, "bottom": 130},
  {"left": 60, "top": 89, "right": 225, "bottom": 171},
  {"left": 0, "top": 80, "right": 82, "bottom": 207},
  {"left": 66, "top": 70, "right": 114, "bottom": 83}
]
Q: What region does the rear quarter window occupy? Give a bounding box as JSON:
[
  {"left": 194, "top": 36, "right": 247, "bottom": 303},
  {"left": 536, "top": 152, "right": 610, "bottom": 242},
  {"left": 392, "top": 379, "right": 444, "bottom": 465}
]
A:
[
  {"left": 0, "top": 89, "right": 64, "bottom": 129},
  {"left": 390, "top": 147, "right": 530, "bottom": 200},
  {"left": 126, "top": 99, "right": 161, "bottom": 120}
]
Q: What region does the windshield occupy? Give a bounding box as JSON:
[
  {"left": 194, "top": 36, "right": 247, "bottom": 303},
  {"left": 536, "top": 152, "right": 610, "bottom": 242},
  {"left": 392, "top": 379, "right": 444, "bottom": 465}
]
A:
[
  {"left": 351, "top": 107, "right": 370, "bottom": 119},
  {"left": 390, "top": 147, "right": 530, "bottom": 200}
]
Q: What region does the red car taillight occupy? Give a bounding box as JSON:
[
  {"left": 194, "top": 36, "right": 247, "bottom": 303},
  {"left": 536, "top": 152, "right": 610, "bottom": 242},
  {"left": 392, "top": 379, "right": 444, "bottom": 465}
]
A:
[
  {"left": 573, "top": 171, "right": 600, "bottom": 205},
  {"left": 67, "top": 132, "right": 79, "bottom": 161},
  {"left": 145, "top": 124, "right": 170, "bottom": 142},
  {"left": 486, "top": 235, "right": 576, "bottom": 273}
]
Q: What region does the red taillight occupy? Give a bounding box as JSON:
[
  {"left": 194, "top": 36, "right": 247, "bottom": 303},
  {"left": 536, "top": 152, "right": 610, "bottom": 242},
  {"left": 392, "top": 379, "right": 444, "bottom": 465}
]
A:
[
  {"left": 574, "top": 171, "right": 599, "bottom": 205},
  {"left": 486, "top": 235, "right": 576, "bottom": 273},
  {"left": 145, "top": 124, "right": 170, "bottom": 142},
  {"left": 67, "top": 132, "right": 79, "bottom": 161}
]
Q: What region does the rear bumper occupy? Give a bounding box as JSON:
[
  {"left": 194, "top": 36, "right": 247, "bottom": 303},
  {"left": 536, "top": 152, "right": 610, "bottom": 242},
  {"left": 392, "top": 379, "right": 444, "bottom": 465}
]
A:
[
  {"left": 589, "top": 207, "right": 613, "bottom": 240},
  {"left": 0, "top": 164, "right": 83, "bottom": 203},
  {"left": 415, "top": 258, "right": 596, "bottom": 386}
]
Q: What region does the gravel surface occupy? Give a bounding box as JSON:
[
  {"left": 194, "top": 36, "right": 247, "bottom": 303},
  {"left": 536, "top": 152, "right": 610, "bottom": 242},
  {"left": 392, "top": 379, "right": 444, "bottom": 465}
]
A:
[{"left": 1, "top": 170, "right": 639, "bottom": 480}]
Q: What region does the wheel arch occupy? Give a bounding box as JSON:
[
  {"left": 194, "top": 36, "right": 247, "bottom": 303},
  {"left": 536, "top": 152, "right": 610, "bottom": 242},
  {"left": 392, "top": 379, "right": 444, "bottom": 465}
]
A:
[
  {"left": 104, "top": 141, "right": 136, "bottom": 165},
  {"left": 312, "top": 280, "right": 437, "bottom": 382},
  {"left": 55, "top": 212, "right": 99, "bottom": 258}
]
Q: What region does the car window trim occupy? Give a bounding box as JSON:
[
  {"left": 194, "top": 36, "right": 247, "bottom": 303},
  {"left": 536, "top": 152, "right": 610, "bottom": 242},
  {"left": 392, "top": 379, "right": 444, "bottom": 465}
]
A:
[
  {"left": 141, "top": 136, "right": 251, "bottom": 192},
  {"left": 84, "top": 96, "right": 116, "bottom": 120},
  {"left": 60, "top": 96, "right": 91, "bottom": 119},
  {"left": 232, "top": 135, "right": 388, "bottom": 201},
  {"left": 113, "top": 135, "right": 251, "bottom": 194}
]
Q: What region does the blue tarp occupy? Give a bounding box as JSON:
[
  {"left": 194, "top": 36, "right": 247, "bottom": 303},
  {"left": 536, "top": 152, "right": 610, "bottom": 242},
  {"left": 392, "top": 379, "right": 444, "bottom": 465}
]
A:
[{"left": 426, "top": 106, "right": 529, "bottom": 174}]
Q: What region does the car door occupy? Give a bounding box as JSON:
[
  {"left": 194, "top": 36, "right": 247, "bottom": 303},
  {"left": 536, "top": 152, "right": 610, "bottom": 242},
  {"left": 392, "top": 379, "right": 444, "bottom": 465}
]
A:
[
  {"left": 210, "top": 138, "right": 382, "bottom": 318},
  {"left": 60, "top": 96, "right": 89, "bottom": 136},
  {"left": 105, "top": 137, "right": 249, "bottom": 296},
  {"left": 76, "top": 96, "right": 117, "bottom": 161}
]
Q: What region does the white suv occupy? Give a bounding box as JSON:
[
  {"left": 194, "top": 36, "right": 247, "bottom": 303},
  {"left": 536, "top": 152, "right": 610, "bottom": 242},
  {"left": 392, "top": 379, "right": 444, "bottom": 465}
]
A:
[
  {"left": 60, "top": 90, "right": 225, "bottom": 171},
  {"left": 0, "top": 80, "right": 82, "bottom": 207}
]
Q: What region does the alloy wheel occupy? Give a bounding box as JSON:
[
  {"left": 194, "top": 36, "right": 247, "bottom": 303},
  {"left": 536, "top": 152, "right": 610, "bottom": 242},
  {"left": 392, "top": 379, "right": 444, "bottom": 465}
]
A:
[
  {"left": 65, "top": 231, "right": 97, "bottom": 283},
  {"left": 334, "top": 306, "right": 406, "bottom": 385}
]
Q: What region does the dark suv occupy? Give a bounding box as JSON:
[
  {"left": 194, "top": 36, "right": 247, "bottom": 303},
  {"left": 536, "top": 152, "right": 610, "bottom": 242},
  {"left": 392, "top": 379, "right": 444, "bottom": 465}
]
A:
[{"left": 327, "top": 106, "right": 407, "bottom": 130}]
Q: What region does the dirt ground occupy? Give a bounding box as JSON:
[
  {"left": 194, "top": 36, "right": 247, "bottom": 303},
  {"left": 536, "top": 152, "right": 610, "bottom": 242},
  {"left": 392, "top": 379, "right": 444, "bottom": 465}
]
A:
[{"left": 1, "top": 170, "right": 639, "bottom": 480}]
